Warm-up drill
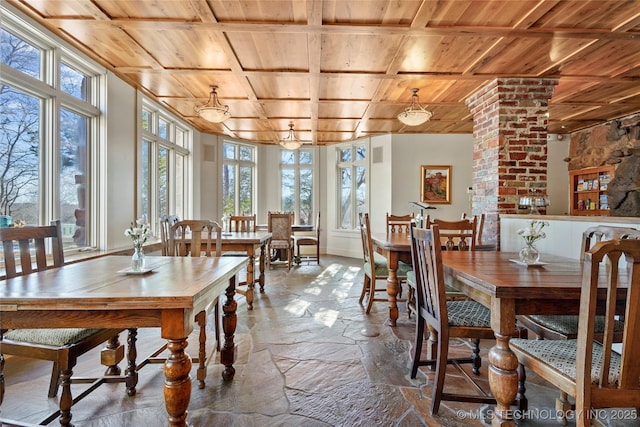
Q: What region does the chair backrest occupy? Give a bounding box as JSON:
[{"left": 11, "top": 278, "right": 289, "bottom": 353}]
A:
[
  {"left": 409, "top": 223, "right": 447, "bottom": 336},
  {"left": 426, "top": 216, "right": 477, "bottom": 251},
  {"left": 580, "top": 225, "right": 640, "bottom": 258},
  {"left": 386, "top": 212, "right": 414, "bottom": 234},
  {"left": 573, "top": 238, "right": 640, "bottom": 418},
  {"left": 0, "top": 220, "right": 64, "bottom": 278},
  {"left": 462, "top": 212, "right": 486, "bottom": 245},
  {"left": 268, "top": 211, "right": 293, "bottom": 242},
  {"left": 359, "top": 213, "right": 375, "bottom": 268},
  {"left": 230, "top": 214, "right": 256, "bottom": 232},
  {"left": 168, "top": 219, "right": 221, "bottom": 257},
  {"left": 313, "top": 211, "right": 321, "bottom": 238},
  {"left": 159, "top": 215, "right": 180, "bottom": 255}
]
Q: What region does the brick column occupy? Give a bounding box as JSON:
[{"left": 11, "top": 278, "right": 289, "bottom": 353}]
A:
[{"left": 465, "top": 78, "right": 558, "bottom": 246}]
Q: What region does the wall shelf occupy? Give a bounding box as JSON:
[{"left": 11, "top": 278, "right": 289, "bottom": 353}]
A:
[{"left": 569, "top": 166, "right": 615, "bottom": 216}]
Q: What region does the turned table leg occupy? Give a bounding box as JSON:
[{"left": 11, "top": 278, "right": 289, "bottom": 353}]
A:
[
  {"left": 221, "top": 275, "right": 238, "bottom": 381},
  {"left": 386, "top": 251, "right": 400, "bottom": 327},
  {"left": 163, "top": 338, "right": 192, "bottom": 427}
]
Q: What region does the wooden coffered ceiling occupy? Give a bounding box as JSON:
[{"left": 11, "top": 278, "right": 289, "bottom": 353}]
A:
[{"left": 7, "top": 0, "right": 640, "bottom": 146}]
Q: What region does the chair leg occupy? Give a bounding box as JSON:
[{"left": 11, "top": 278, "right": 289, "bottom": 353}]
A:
[
  {"left": 196, "top": 310, "right": 207, "bottom": 389},
  {"left": 365, "top": 279, "right": 376, "bottom": 314},
  {"left": 556, "top": 391, "right": 571, "bottom": 425},
  {"left": 214, "top": 298, "right": 220, "bottom": 352},
  {"left": 431, "top": 329, "right": 449, "bottom": 415},
  {"left": 359, "top": 275, "right": 370, "bottom": 305},
  {"left": 471, "top": 338, "right": 481, "bottom": 375},
  {"left": 517, "top": 363, "right": 528, "bottom": 412},
  {"left": 411, "top": 316, "right": 425, "bottom": 378},
  {"left": 47, "top": 361, "right": 60, "bottom": 398},
  {"left": 316, "top": 243, "right": 320, "bottom": 264}
]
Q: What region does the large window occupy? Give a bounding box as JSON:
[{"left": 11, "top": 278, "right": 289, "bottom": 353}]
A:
[
  {"left": 337, "top": 142, "right": 367, "bottom": 229},
  {"left": 222, "top": 142, "right": 255, "bottom": 216},
  {"left": 1, "top": 10, "right": 100, "bottom": 250},
  {"left": 280, "top": 149, "right": 314, "bottom": 225},
  {"left": 139, "top": 102, "right": 190, "bottom": 233}
]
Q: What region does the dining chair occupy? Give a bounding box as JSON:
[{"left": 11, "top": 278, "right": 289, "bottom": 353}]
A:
[
  {"left": 159, "top": 214, "right": 179, "bottom": 255},
  {"left": 408, "top": 222, "right": 526, "bottom": 414},
  {"left": 295, "top": 211, "right": 320, "bottom": 264},
  {"left": 358, "top": 213, "right": 411, "bottom": 314},
  {"left": 510, "top": 238, "right": 640, "bottom": 426},
  {"left": 515, "top": 225, "right": 639, "bottom": 422},
  {"left": 229, "top": 214, "right": 256, "bottom": 232},
  {"left": 0, "top": 221, "right": 133, "bottom": 401},
  {"left": 386, "top": 212, "right": 414, "bottom": 234},
  {"left": 518, "top": 225, "right": 639, "bottom": 342},
  {"left": 166, "top": 219, "right": 222, "bottom": 388},
  {"left": 407, "top": 216, "right": 477, "bottom": 317},
  {"left": 267, "top": 211, "right": 294, "bottom": 271},
  {"left": 462, "top": 212, "right": 488, "bottom": 248}
]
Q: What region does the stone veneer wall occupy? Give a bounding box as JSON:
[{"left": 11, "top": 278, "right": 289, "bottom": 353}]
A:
[
  {"left": 465, "top": 78, "right": 558, "bottom": 245},
  {"left": 567, "top": 112, "right": 640, "bottom": 217}
]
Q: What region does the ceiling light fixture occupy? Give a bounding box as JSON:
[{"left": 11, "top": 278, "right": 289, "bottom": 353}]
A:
[
  {"left": 397, "top": 88, "right": 432, "bottom": 126},
  {"left": 194, "top": 85, "right": 230, "bottom": 123},
  {"left": 279, "top": 123, "right": 302, "bottom": 150}
]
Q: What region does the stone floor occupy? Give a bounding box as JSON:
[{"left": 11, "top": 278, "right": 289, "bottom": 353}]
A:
[{"left": 2, "top": 255, "right": 638, "bottom": 426}]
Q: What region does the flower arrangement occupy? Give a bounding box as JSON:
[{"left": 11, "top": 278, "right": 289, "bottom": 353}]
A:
[
  {"left": 124, "top": 217, "right": 151, "bottom": 251},
  {"left": 517, "top": 219, "right": 549, "bottom": 247}
]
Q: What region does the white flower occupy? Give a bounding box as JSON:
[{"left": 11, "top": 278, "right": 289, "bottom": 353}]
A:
[
  {"left": 517, "top": 220, "right": 549, "bottom": 246},
  {"left": 125, "top": 217, "right": 151, "bottom": 249}
]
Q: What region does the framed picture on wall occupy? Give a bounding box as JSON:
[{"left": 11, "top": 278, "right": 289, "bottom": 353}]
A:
[{"left": 420, "top": 165, "right": 451, "bottom": 204}]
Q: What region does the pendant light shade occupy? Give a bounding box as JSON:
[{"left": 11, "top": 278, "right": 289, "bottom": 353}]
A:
[
  {"left": 194, "top": 85, "right": 231, "bottom": 123},
  {"left": 279, "top": 123, "right": 302, "bottom": 150},
  {"left": 397, "top": 88, "right": 432, "bottom": 126}
]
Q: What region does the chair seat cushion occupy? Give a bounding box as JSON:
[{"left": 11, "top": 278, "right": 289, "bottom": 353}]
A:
[
  {"left": 271, "top": 238, "right": 293, "bottom": 250},
  {"left": 510, "top": 338, "right": 621, "bottom": 385},
  {"left": 406, "top": 270, "right": 461, "bottom": 295},
  {"left": 5, "top": 328, "right": 104, "bottom": 347},
  {"left": 365, "top": 253, "right": 411, "bottom": 279},
  {"left": 524, "top": 314, "right": 625, "bottom": 335},
  {"left": 447, "top": 301, "right": 491, "bottom": 328},
  {"left": 295, "top": 236, "right": 318, "bottom": 245},
  {"left": 222, "top": 251, "right": 248, "bottom": 257}
]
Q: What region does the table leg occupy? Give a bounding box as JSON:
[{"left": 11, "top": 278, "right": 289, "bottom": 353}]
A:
[
  {"left": 163, "top": 338, "right": 191, "bottom": 427},
  {"left": 386, "top": 251, "right": 400, "bottom": 327},
  {"left": 221, "top": 275, "right": 238, "bottom": 381},
  {"left": 258, "top": 243, "right": 266, "bottom": 293},
  {"left": 125, "top": 328, "right": 138, "bottom": 396},
  {"left": 245, "top": 252, "right": 255, "bottom": 310},
  {"left": 488, "top": 299, "right": 519, "bottom": 427}
]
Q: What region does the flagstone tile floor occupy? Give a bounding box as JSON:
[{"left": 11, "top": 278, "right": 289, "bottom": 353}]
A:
[{"left": 2, "top": 255, "right": 638, "bottom": 426}]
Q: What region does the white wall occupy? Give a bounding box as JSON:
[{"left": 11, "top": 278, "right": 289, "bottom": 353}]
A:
[
  {"left": 546, "top": 135, "right": 570, "bottom": 215},
  {"left": 501, "top": 214, "right": 640, "bottom": 260},
  {"left": 391, "top": 134, "right": 474, "bottom": 221},
  {"left": 105, "top": 72, "right": 136, "bottom": 251}
]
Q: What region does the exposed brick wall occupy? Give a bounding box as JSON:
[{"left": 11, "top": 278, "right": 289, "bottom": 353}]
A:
[{"left": 465, "top": 78, "right": 558, "bottom": 245}]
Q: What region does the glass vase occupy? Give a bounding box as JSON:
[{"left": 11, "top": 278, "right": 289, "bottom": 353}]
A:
[
  {"left": 519, "top": 243, "right": 540, "bottom": 264},
  {"left": 131, "top": 246, "right": 145, "bottom": 271}
]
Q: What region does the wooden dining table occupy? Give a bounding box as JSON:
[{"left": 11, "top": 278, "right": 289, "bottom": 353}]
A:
[
  {"left": 371, "top": 231, "right": 413, "bottom": 327},
  {"left": 182, "top": 230, "right": 272, "bottom": 310},
  {"left": 370, "top": 233, "right": 629, "bottom": 426},
  {"left": 218, "top": 231, "right": 272, "bottom": 310},
  {"left": 0, "top": 255, "right": 248, "bottom": 427},
  {"left": 441, "top": 250, "right": 628, "bottom": 427}
]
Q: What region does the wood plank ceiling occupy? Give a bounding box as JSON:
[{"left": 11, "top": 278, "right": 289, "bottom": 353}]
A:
[{"left": 8, "top": 0, "right": 640, "bottom": 146}]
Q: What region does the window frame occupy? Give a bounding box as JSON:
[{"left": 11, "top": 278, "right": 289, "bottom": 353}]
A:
[
  {"left": 138, "top": 98, "right": 192, "bottom": 236},
  {"left": 1, "top": 5, "right": 103, "bottom": 252},
  {"left": 336, "top": 140, "right": 369, "bottom": 230},
  {"left": 221, "top": 140, "right": 256, "bottom": 216},
  {"left": 279, "top": 147, "right": 318, "bottom": 225}
]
